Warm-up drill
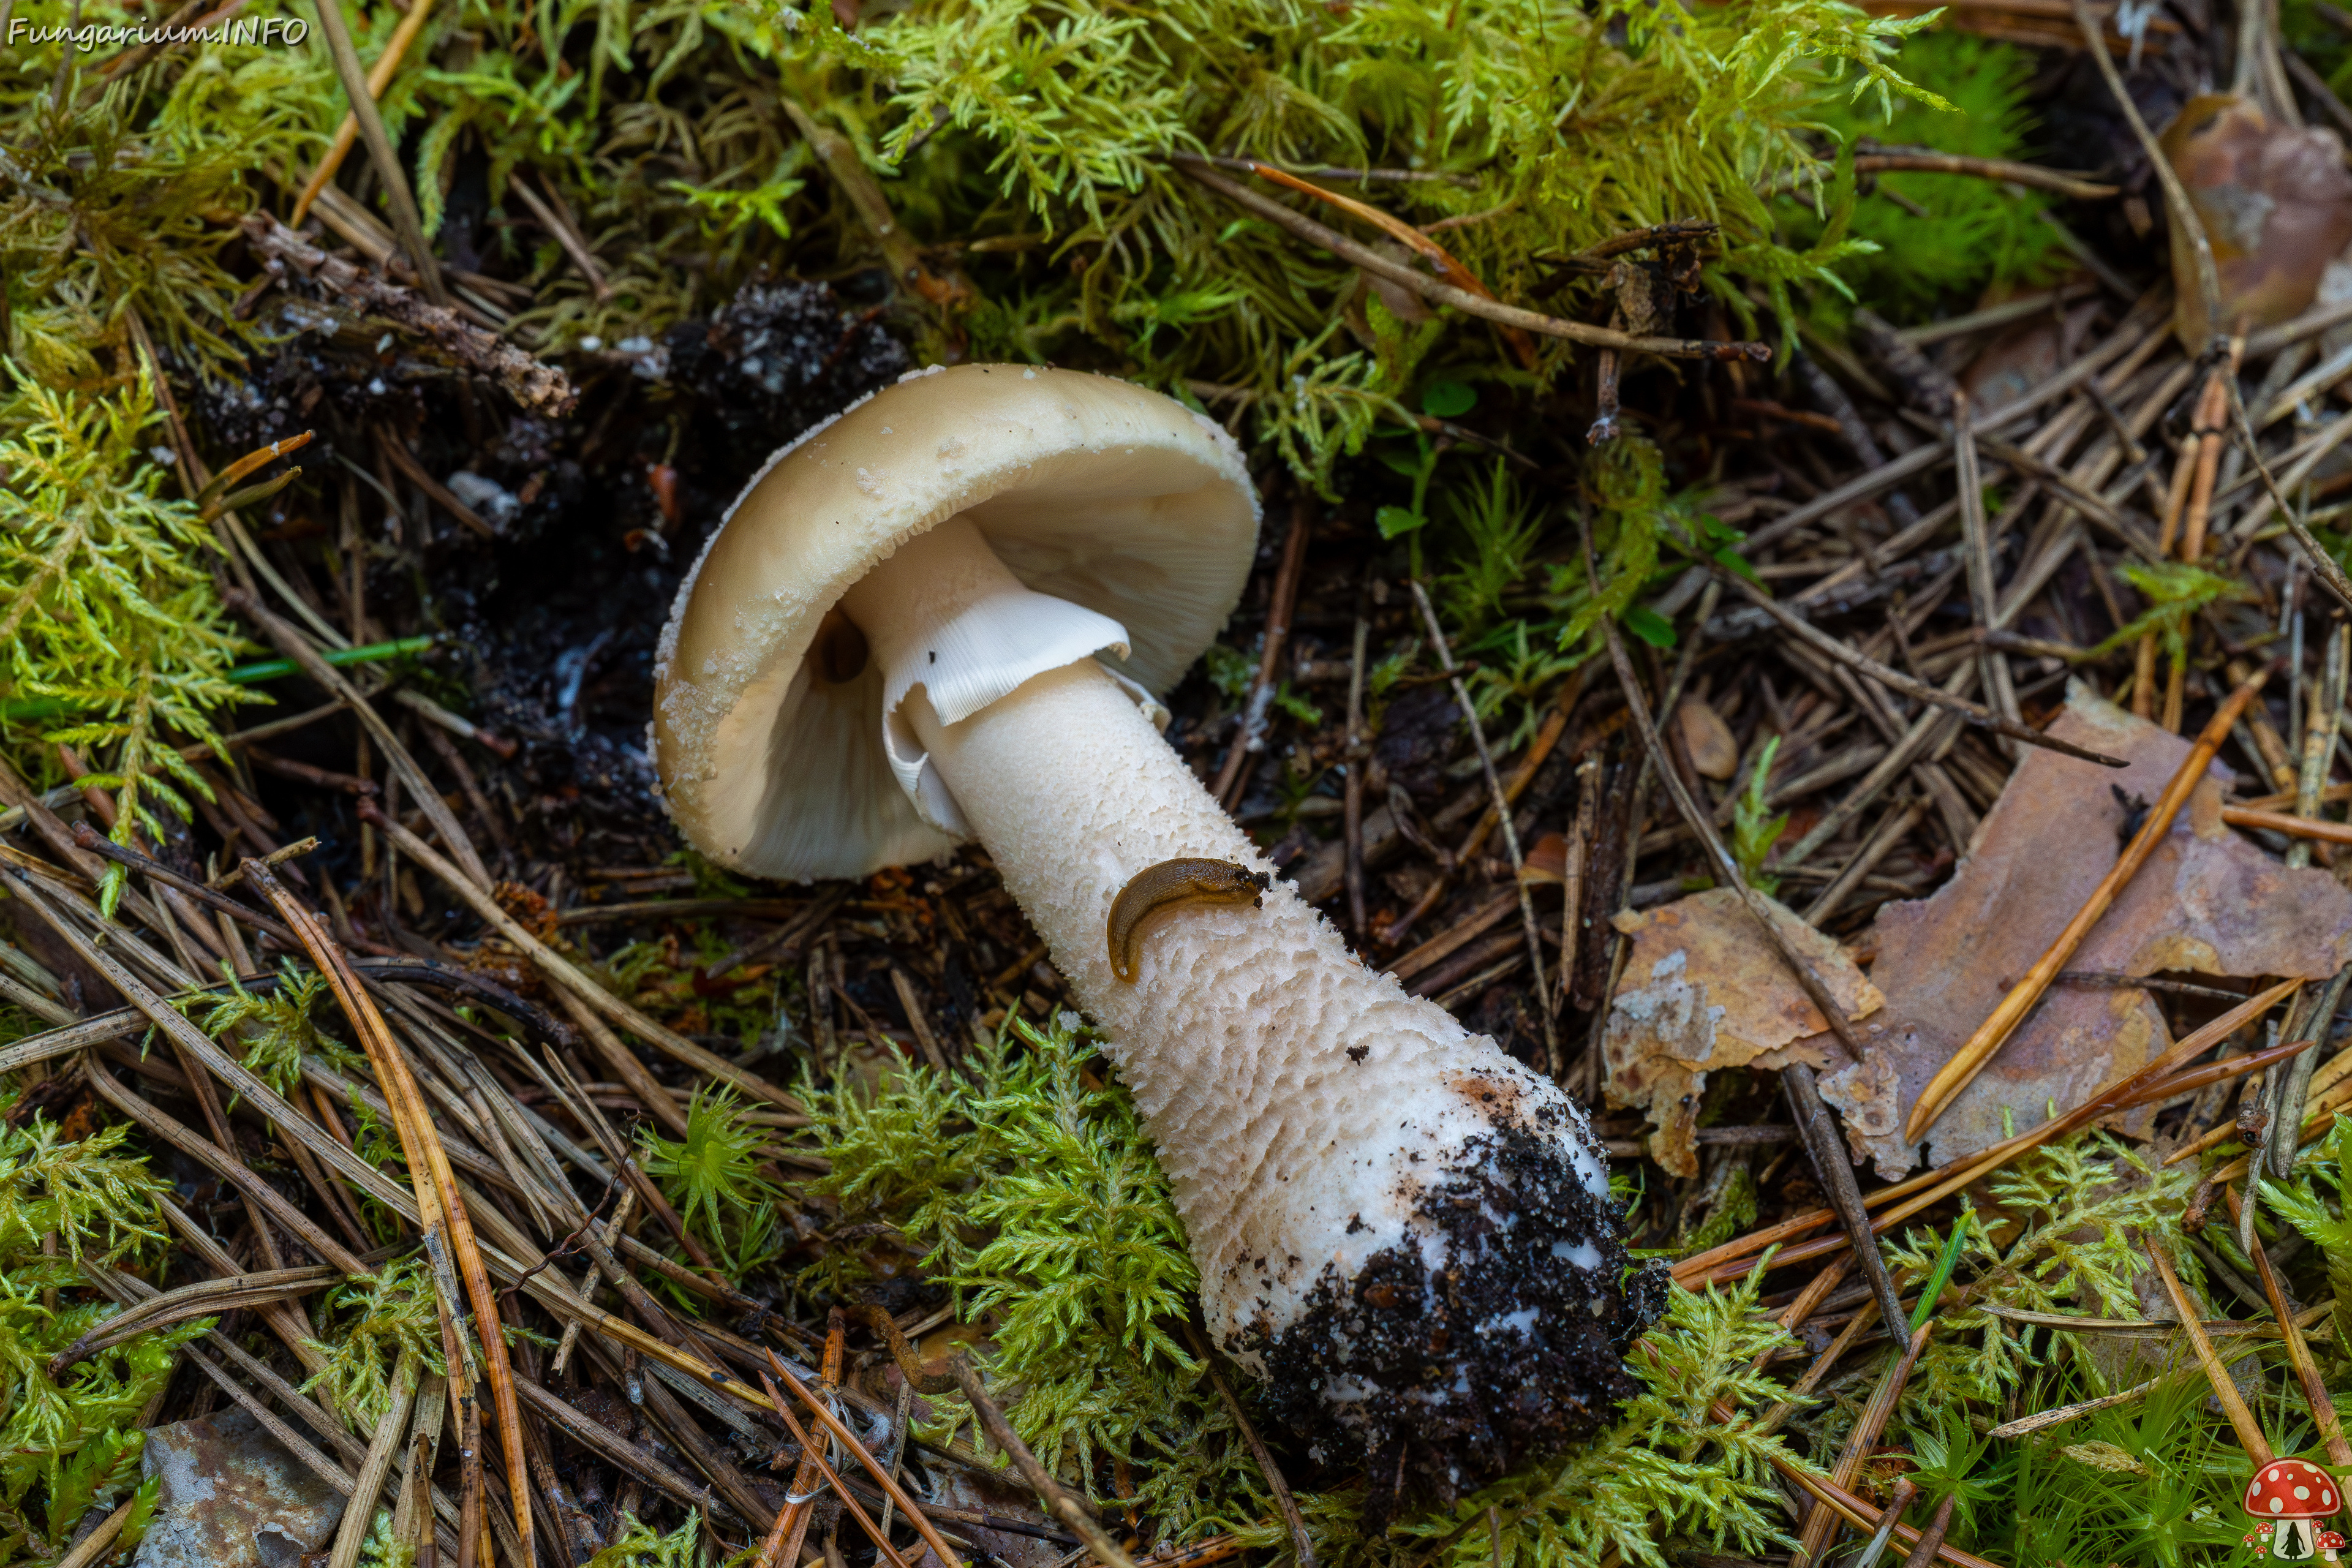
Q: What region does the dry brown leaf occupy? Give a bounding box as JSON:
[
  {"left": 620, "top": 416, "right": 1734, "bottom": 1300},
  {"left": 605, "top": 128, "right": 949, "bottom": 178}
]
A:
[
  {"left": 1674, "top": 697, "right": 1741, "bottom": 781},
  {"left": 2163, "top": 94, "right": 2352, "bottom": 344},
  {"left": 1959, "top": 295, "right": 2103, "bottom": 411},
  {"left": 1604, "top": 889, "right": 1883, "bottom": 1176},
  {"left": 1849, "top": 684, "right": 2352, "bottom": 1177}
]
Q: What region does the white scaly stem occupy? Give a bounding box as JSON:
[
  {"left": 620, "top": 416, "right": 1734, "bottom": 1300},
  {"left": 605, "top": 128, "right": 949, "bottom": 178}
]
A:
[{"left": 843, "top": 527, "right": 1614, "bottom": 1361}]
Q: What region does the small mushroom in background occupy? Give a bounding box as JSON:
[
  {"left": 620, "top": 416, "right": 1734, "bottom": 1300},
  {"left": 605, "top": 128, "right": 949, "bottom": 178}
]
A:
[
  {"left": 2162, "top": 94, "right": 2352, "bottom": 345},
  {"left": 654, "top": 365, "right": 1660, "bottom": 1507}
]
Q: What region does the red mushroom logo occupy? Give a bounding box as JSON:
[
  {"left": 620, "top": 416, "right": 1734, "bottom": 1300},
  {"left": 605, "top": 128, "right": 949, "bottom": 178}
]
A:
[{"left": 2246, "top": 1459, "right": 2342, "bottom": 1561}]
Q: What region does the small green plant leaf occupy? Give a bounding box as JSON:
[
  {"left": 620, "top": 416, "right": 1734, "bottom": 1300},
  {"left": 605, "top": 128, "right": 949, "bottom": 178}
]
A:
[
  {"left": 1420, "top": 379, "right": 1477, "bottom": 418},
  {"left": 1202, "top": 643, "right": 1255, "bottom": 699},
  {"left": 1732, "top": 735, "right": 1788, "bottom": 896},
  {"left": 1378, "top": 505, "right": 1430, "bottom": 539},
  {"left": 1713, "top": 546, "right": 1762, "bottom": 584},
  {"left": 1624, "top": 605, "right": 1677, "bottom": 648}
]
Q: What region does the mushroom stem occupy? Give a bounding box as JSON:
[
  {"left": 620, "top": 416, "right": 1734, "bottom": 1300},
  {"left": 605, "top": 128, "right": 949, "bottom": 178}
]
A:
[{"left": 844, "top": 533, "right": 1653, "bottom": 1499}]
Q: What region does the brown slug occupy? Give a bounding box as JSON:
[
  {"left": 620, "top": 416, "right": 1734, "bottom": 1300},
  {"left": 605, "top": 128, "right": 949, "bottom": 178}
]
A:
[{"left": 1107, "top": 858, "right": 1272, "bottom": 982}]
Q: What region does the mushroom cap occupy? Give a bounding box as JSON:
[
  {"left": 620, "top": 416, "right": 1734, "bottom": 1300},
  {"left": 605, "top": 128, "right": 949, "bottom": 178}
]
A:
[
  {"left": 2248, "top": 1459, "right": 2339, "bottom": 1518},
  {"left": 653, "top": 365, "right": 1258, "bottom": 879}
]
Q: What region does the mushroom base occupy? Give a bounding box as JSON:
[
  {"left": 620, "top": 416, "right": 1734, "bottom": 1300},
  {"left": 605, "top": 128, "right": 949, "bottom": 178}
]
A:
[{"left": 1238, "top": 1118, "right": 1668, "bottom": 1525}]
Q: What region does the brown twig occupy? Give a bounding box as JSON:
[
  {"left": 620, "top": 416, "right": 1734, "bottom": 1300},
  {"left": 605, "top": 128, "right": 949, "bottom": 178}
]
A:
[
  {"left": 238, "top": 216, "right": 575, "bottom": 414},
  {"left": 1757, "top": 151, "right": 2118, "bottom": 202},
  {"left": 2226, "top": 1186, "right": 2352, "bottom": 1462},
  {"left": 376, "top": 428, "right": 496, "bottom": 539},
  {"left": 1183, "top": 1327, "right": 1313, "bottom": 1568},
  {"left": 360, "top": 800, "right": 805, "bottom": 1112},
  {"left": 2148, "top": 1245, "right": 2272, "bottom": 1460},
  {"left": 764, "top": 1352, "right": 965, "bottom": 1568},
  {"left": 1174, "top": 159, "right": 1770, "bottom": 361},
  {"left": 246, "top": 861, "right": 535, "bottom": 1566},
  {"left": 517, "top": 1379, "right": 714, "bottom": 1518},
  {"left": 1796, "top": 1322, "right": 1932, "bottom": 1566},
  {"left": 1215, "top": 496, "right": 1313, "bottom": 807},
  {"left": 289, "top": 0, "right": 437, "bottom": 224},
  {"left": 68, "top": 824, "right": 297, "bottom": 945},
  {"left": 1676, "top": 979, "right": 2299, "bottom": 1284},
  {"left": 503, "top": 172, "right": 612, "bottom": 303},
  {"left": 1954, "top": 391, "right": 2021, "bottom": 740},
  {"left": 951, "top": 1355, "right": 1139, "bottom": 1568},
  {"left": 1850, "top": 1478, "right": 1920, "bottom": 1568},
  {"left": 1344, "top": 579, "right": 1373, "bottom": 936},
  {"left": 1407, "top": 581, "right": 1555, "bottom": 1055},
  {"left": 306, "top": 0, "right": 447, "bottom": 307},
  {"left": 46, "top": 1265, "right": 334, "bottom": 1381},
  {"left": 1713, "top": 571, "right": 2125, "bottom": 766},
  {"left": 1237, "top": 162, "right": 1536, "bottom": 367},
  {"left": 1898, "top": 1497, "right": 1956, "bottom": 1568},
  {"left": 707, "top": 885, "right": 850, "bottom": 979},
  {"left": 87, "top": 1067, "right": 366, "bottom": 1275},
  {"left": 755, "top": 1373, "right": 914, "bottom": 1568},
  {"left": 2226, "top": 383, "right": 2352, "bottom": 614},
  {"left": 1586, "top": 527, "right": 1907, "bottom": 1333}
]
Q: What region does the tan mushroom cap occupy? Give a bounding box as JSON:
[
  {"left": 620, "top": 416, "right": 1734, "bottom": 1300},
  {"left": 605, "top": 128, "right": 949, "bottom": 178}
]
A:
[{"left": 653, "top": 364, "right": 1259, "bottom": 880}]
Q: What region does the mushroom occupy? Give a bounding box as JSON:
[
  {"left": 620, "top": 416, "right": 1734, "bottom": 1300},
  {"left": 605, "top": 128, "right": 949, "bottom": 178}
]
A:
[
  {"left": 2245, "top": 1457, "right": 2340, "bottom": 1562},
  {"left": 653, "top": 365, "right": 1659, "bottom": 1502}
]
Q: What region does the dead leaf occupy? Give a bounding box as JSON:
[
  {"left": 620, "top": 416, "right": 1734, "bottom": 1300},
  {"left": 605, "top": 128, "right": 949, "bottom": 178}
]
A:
[
  {"left": 1850, "top": 683, "right": 2352, "bottom": 1178},
  {"left": 1604, "top": 888, "right": 1883, "bottom": 1176},
  {"left": 1674, "top": 698, "right": 1740, "bottom": 781},
  {"left": 2163, "top": 94, "right": 2352, "bottom": 344},
  {"left": 1521, "top": 831, "right": 1569, "bottom": 884},
  {"left": 1960, "top": 295, "right": 2103, "bottom": 411}
]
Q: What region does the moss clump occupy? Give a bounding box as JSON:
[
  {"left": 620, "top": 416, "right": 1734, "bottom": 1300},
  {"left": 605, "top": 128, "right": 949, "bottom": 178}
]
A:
[
  {"left": 638, "top": 1085, "right": 790, "bottom": 1279},
  {"left": 301, "top": 1254, "right": 448, "bottom": 1428},
  {"left": 802, "top": 1011, "right": 1790, "bottom": 1559},
  {"left": 0, "top": 371, "right": 254, "bottom": 899},
  {"left": 802, "top": 1013, "right": 1269, "bottom": 1535},
  {"left": 0, "top": 1112, "right": 188, "bottom": 1565},
  {"left": 1785, "top": 31, "right": 2068, "bottom": 319}
]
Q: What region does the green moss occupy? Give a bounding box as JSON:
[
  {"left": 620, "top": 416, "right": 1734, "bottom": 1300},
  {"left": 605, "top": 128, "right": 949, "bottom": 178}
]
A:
[
  {"left": 0, "top": 370, "right": 254, "bottom": 910},
  {"left": 2089, "top": 563, "right": 2255, "bottom": 689},
  {"left": 638, "top": 1085, "right": 788, "bottom": 1278},
  {"left": 1371, "top": 1275, "right": 1800, "bottom": 1568},
  {"left": 801, "top": 1013, "right": 1266, "bottom": 1529},
  {"left": 358, "top": 1506, "right": 417, "bottom": 1568},
  {"left": 1784, "top": 31, "right": 2068, "bottom": 319},
  {"left": 301, "top": 1254, "right": 448, "bottom": 1428},
  {"left": 1731, "top": 737, "right": 1789, "bottom": 898},
  {"left": 194, "top": 960, "right": 350, "bottom": 1102},
  {"left": 584, "top": 1511, "right": 702, "bottom": 1567},
  {"left": 0, "top": 1113, "right": 192, "bottom": 1565}
]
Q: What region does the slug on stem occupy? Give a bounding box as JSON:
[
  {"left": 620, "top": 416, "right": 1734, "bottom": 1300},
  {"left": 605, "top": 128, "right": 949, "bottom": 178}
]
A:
[{"left": 1107, "top": 859, "right": 1271, "bottom": 982}]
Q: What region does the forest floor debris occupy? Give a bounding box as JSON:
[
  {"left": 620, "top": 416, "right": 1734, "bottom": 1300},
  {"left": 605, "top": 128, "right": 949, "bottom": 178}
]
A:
[{"left": 21, "top": 3, "right": 2352, "bottom": 1568}]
